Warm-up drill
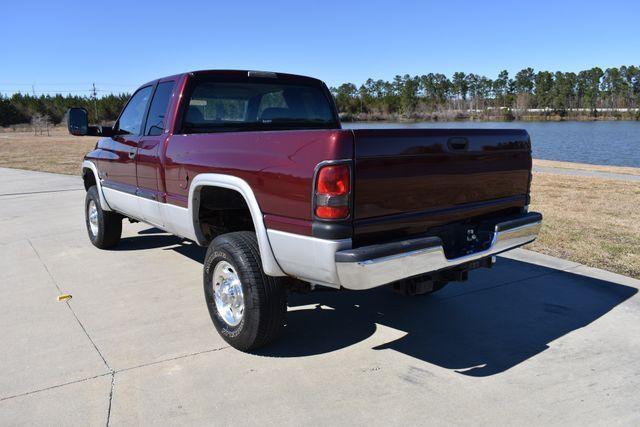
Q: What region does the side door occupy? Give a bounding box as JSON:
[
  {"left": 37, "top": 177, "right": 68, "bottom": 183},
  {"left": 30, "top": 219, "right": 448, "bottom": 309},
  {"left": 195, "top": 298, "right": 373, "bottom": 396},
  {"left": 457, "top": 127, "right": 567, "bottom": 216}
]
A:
[
  {"left": 136, "top": 80, "right": 176, "bottom": 226},
  {"left": 100, "top": 85, "right": 153, "bottom": 215}
]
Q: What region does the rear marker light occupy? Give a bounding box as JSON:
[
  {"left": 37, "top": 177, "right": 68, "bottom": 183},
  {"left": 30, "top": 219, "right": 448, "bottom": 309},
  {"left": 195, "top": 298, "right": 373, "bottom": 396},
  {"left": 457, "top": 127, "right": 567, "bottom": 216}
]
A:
[
  {"left": 314, "top": 164, "right": 350, "bottom": 220},
  {"left": 316, "top": 205, "right": 349, "bottom": 219}
]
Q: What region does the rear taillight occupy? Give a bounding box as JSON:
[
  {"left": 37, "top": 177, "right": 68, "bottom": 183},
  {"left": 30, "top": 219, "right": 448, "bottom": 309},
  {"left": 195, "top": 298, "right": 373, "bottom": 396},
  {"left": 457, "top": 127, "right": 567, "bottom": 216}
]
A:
[{"left": 314, "top": 163, "right": 350, "bottom": 219}]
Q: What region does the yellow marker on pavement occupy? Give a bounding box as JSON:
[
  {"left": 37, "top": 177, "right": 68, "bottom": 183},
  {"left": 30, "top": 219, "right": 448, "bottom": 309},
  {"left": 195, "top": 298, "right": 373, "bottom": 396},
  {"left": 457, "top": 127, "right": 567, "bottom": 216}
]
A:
[{"left": 57, "top": 294, "right": 72, "bottom": 302}]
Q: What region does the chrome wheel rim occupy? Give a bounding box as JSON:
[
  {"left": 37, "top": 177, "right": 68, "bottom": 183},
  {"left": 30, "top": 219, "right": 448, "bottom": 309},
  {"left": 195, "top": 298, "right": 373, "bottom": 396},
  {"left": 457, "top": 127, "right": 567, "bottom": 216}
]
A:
[
  {"left": 212, "top": 261, "right": 244, "bottom": 327},
  {"left": 88, "top": 200, "right": 99, "bottom": 236}
]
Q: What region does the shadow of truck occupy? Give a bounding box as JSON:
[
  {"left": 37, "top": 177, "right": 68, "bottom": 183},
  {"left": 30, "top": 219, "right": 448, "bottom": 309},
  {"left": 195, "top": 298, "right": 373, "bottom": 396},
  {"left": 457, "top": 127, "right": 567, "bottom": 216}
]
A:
[
  {"left": 131, "top": 227, "right": 637, "bottom": 376},
  {"left": 265, "top": 258, "right": 637, "bottom": 376}
]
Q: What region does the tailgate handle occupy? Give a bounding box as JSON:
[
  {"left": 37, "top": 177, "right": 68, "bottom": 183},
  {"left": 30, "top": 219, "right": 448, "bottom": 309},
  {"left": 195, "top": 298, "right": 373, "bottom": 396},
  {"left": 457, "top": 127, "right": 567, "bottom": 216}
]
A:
[{"left": 447, "top": 137, "right": 469, "bottom": 151}]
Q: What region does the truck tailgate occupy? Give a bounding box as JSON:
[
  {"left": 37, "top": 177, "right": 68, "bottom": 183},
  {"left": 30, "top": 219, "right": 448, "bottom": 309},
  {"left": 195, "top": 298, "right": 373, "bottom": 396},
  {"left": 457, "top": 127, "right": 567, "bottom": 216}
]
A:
[{"left": 352, "top": 129, "right": 532, "bottom": 246}]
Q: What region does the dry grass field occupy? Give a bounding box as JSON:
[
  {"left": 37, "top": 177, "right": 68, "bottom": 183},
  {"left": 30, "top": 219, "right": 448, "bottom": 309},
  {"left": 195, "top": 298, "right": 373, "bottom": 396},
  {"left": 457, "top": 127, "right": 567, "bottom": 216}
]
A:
[
  {"left": 1, "top": 127, "right": 638, "bottom": 278},
  {"left": 0, "top": 127, "right": 96, "bottom": 174},
  {"left": 534, "top": 158, "right": 640, "bottom": 176},
  {"left": 528, "top": 173, "right": 640, "bottom": 278}
]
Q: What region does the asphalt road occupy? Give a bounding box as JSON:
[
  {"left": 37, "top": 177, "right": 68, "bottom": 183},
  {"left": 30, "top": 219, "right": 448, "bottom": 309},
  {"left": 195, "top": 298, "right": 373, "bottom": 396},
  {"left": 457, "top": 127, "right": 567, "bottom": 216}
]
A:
[{"left": 1, "top": 167, "right": 639, "bottom": 425}]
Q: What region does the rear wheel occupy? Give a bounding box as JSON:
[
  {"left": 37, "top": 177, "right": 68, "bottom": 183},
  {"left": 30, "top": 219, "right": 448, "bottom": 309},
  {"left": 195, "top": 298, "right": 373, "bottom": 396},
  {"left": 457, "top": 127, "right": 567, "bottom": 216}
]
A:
[
  {"left": 203, "top": 231, "right": 287, "bottom": 351},
  {"left": 85, "top": 186, "right": 122, "bottom": 249}
]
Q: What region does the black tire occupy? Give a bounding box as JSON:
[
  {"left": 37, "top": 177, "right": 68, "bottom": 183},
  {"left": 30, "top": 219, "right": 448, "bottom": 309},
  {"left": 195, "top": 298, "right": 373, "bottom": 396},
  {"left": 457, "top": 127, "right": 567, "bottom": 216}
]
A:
[
  {"left": 85, "top": 186, "right": 122, "bottom": 249},
  {"left": 203, "top": 231, "right": 287, "bottom": 351}
]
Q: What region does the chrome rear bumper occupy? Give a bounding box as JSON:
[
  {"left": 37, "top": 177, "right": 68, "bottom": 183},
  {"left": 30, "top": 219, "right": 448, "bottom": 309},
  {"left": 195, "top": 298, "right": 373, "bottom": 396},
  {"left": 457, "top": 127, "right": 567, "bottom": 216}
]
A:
[{"left": 335, "top": 212, "right": 542, "bottom": 290}]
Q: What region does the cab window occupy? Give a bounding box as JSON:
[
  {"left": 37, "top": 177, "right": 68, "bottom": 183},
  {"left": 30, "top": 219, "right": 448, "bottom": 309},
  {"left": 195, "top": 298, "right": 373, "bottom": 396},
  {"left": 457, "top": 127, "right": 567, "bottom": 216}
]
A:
[
  {"left": 145, "top": 82, "right": 175, "bottom": 136},
  {"left": 117, "top": 86, "right": 153, "bottom": 135}
]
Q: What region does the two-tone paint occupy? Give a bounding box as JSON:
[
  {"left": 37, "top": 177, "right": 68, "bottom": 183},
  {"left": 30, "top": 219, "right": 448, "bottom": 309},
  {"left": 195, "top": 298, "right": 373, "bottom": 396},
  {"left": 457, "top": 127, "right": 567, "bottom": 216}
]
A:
[{"left": 82, "top": 70, "right": 537, "bottom": 288}]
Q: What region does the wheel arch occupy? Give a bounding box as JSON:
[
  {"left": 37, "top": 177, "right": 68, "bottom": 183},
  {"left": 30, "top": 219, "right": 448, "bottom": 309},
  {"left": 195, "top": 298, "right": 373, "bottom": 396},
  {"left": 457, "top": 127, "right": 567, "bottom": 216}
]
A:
[
  {"left": 188, "top": 174, "right": 285, "bottom": 277},
  {"left": 81, "top": 160, "right": 112, "bottom": 211}
]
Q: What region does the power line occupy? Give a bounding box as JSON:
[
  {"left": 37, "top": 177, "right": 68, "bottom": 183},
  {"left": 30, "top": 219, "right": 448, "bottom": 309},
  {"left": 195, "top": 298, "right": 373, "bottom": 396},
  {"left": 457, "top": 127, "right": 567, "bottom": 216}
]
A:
[
  {"left": 0, "top": 88, "right": 131, "bottom": 95},
  {"left": 0, "top": 82, "right": 137, "bottom": 87},
  {"left": 91, "top": 83, "right": 98, "bottom": 120},
  {"left": 0, "top": 81, "right": 136, "bottom": 97}
]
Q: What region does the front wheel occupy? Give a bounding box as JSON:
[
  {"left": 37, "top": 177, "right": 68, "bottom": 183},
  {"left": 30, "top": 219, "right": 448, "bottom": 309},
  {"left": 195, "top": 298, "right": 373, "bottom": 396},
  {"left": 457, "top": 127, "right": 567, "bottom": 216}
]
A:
[
  {"left": 85, "top": 186, "right": 122, "bottom": 249},
  {"left": 203, "top": 231, "right": 287, "bottom": 351}
]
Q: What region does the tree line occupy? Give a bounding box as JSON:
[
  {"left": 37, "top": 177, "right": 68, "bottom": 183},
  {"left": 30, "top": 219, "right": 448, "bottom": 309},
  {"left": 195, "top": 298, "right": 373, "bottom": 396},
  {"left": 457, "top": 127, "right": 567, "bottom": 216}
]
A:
[
  {"left": 330, "top": 66, "right": 640, "bottom": 120},
  {"left": 2, "top": 65, "right": 640, "bottom": 127},
  {"left": 0, "top": 93, "right": 130, "bottom": 127}
]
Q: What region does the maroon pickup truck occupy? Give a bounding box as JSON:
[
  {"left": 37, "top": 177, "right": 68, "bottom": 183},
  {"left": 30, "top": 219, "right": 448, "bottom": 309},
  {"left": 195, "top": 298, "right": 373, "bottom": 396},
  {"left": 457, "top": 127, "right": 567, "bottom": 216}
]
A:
[{"left": 68, "top": 70, "right": 542, "bottom": 351}]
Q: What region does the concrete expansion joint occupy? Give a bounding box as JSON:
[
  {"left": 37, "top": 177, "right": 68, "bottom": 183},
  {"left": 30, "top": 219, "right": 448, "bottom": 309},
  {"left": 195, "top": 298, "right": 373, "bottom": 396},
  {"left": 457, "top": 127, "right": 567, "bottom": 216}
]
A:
[
  {"left": 0, "top": 347, "right": 229, "bottom": 404},
  {"left": 103, "top": 345, "right": 229, "bottom": 425},
  {"left": 0, "top": 373, "right": 112, "bottom": 403},
  {"left": 105, "top": 372, "right": 115, "bottom": 427},
  {"left": 25, "top": 239, "right": 118, "bottom": 425},
  {"left": 0, "top": 188, "right": 83, "bottom": 197},
  {"left": 27, "top": 240, "right": 112, "bottom": 368}
]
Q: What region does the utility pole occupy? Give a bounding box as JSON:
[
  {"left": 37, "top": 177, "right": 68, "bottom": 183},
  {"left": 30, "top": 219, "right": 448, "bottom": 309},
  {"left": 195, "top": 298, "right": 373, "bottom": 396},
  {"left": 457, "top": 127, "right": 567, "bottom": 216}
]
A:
[{"left": 91, "top": 83, "right": 98, "bottom": 122}]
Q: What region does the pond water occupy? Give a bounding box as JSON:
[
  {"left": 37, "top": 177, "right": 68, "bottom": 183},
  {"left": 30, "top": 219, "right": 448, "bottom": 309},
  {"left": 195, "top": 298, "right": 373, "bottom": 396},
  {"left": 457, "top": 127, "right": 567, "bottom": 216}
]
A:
[{"left": 343, "top": 121, "right": 640, "bottom": 167}]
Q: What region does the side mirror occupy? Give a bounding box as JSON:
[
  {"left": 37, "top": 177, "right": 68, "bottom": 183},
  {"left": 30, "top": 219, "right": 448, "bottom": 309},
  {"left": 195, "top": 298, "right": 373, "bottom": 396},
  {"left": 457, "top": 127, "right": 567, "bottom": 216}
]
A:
[
  {"left": 67, "top": 107, "right": 114, "bottom": 137},
  {"left": 68, "top": 108, "right": 89, "bottom": 135}
]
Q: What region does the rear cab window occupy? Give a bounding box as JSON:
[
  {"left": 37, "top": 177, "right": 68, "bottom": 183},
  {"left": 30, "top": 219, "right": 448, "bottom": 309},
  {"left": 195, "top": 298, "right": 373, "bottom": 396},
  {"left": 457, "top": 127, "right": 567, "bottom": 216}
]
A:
[
  {"left": 181, "top": 74, "right": 339, "bottom": 133},
  {"left": 145, "top": 81, "right": 175, "bottom": 136}
]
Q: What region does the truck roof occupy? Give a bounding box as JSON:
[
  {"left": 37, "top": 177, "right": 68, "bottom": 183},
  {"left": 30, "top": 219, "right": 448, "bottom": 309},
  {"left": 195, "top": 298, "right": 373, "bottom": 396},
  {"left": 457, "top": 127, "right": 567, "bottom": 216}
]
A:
[{"left": 142, "top": 70, "right": 325, "bottom": 88}]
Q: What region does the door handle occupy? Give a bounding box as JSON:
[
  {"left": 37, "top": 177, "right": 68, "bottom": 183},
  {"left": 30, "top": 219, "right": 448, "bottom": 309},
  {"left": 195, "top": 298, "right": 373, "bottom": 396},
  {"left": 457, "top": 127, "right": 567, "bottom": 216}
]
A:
[
  {"left": 128, "top": 151, "right": 136, "bottom": 159},
  {"left": 447, "top": 137, "right": 469, "bottom": 151}
]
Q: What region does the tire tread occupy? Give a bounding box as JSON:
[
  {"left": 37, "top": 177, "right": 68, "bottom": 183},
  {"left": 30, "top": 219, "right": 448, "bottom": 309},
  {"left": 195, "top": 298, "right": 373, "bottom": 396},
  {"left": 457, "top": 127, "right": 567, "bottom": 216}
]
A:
[
  {"left": 85, "top": 186, "right": 121, "bottom": 249},
  {"left": 204, "top": 231, "right": 287, "bottom": 351}
]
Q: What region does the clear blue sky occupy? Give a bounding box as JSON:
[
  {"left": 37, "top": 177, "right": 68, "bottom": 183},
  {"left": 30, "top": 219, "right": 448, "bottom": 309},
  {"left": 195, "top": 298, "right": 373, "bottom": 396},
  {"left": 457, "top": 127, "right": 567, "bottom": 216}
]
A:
[{"left": 1, "top": 0, "right": 638, "bottom": 96}]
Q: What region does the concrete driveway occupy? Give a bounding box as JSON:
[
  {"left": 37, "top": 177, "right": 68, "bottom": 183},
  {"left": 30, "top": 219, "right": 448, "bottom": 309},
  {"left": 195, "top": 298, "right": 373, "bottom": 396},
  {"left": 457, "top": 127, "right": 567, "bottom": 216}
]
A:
[{"left": 1, "top": 167, "right": 639, "bottom": 426}]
